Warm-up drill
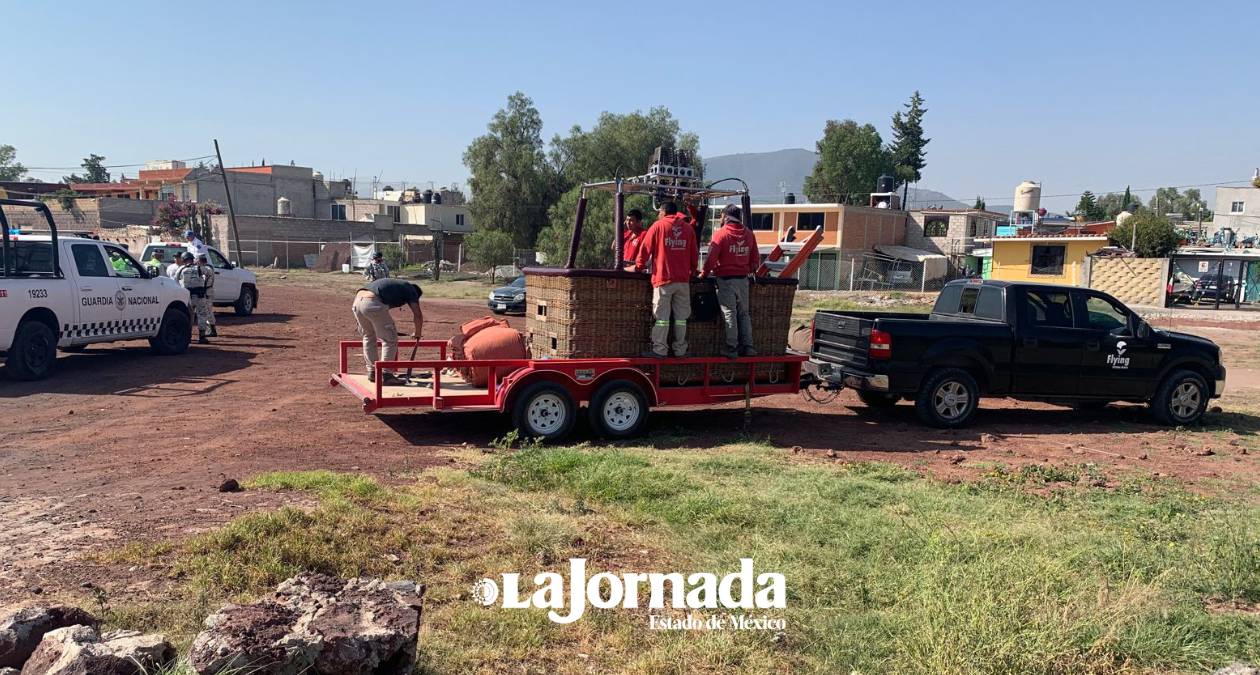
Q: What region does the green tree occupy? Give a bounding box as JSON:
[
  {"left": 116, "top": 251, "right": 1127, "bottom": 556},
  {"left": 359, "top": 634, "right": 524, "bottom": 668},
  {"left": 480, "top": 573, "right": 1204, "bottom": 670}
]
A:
[
  {"left": 889, "top": 91, "right": 929, "bottom": 206},
  {"left": 803, "top": 120, "right": 892, "bottom": 205},
  {"left": 1073, "top": 191, "right": 1106, "bottom": 221},
  {"left": 63, "top": 154, "right": 110, "bottom": 184},
  {"left": 463, "top": 93, "right": 560, "bottom": 247},
  {"left": 1096, "top": 192, "right": 1132, "bottom": 220},
  {"left": 0, "top": 144, "right": 26, "bottom": 181},
  {"left": 973, "top": 196, "right": 986, "bottom": 210},
  {"left": 1108, "top": 212, "right": 1181, "bottom": 258},
  {"left": 1122, "top": 186, "right": 1134, "bottom": 209},
  {"left": 537, "top": 108, "right": 698, "bottom": 268},
  {"left": 465, "top": 229, "right": 516, "bottom": 282},
  {"left": 1147, "top": 187, "right": 1209, "bottom": 222}
]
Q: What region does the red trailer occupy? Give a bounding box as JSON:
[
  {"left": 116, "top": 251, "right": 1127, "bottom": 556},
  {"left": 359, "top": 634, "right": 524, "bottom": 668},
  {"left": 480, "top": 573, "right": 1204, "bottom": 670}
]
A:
[{"left": 330, "top": 339, "right": 806, "bottom": 440}]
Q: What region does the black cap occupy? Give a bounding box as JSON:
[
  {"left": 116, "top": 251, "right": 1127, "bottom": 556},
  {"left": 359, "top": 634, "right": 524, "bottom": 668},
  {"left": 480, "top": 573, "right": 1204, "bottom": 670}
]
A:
[
  {"left": 722, "top": 204, "right": 743, "bottom": 224},
  {"left": 181, "top": 252, "right": 194, "bottom": 261}
]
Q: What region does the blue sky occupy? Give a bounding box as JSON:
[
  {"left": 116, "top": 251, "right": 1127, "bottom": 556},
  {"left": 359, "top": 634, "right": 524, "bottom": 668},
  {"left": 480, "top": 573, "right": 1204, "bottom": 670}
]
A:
[{"left": 7, "top": 0, "right": 1259, "bottom": 211}]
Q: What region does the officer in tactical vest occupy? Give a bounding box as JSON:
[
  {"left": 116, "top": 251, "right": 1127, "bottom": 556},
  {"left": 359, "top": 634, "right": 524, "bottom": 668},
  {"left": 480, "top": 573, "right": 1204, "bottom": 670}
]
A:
[
  {"left": 196, "top": 252, "right": 217, "bottom": 337},
  {"left": 177, "top": 252, "right": 214, "bottom": 344}
]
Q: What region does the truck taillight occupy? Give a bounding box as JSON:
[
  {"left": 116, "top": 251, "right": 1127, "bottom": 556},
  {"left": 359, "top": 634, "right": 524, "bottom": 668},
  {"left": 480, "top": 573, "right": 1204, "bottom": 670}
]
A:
[
  {"left": 810, "top": 318, "right": 816, "bottom": 342},
  {"left": 868, "top": 328, "right": 892, "bottom": 360}
]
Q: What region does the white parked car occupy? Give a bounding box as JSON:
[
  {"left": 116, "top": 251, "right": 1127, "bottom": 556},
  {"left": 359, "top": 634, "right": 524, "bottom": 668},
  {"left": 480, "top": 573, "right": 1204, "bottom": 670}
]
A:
[
  {"left": 139, "top": 241, "right": 258, "bottom": 315},
  {"left": 0, "top": 200, "right": 193, "bottom": 381}
]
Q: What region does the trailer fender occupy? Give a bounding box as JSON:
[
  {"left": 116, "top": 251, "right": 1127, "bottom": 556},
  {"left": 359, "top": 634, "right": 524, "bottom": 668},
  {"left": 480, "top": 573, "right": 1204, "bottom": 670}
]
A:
[
  {"left": 591, "top": 368, "right": 658, "bottom": 407},
  {"left": 498, "top": 370, "right": 589, "bottom": 413}
]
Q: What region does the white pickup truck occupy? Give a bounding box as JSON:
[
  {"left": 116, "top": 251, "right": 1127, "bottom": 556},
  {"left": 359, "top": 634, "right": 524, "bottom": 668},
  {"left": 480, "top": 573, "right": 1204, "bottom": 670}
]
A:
[
  {"left": 0, "top": 199, "right": 193, "bottom": 381},
  {"left": 138, "top": 241, "right": 258, "bottom": 316}
]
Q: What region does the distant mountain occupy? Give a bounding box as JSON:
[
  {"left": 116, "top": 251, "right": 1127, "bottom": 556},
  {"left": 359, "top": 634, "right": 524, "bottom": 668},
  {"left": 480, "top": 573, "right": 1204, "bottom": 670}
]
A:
[{"left": 704, "top": 148, "right": 970, "bottom": 210}]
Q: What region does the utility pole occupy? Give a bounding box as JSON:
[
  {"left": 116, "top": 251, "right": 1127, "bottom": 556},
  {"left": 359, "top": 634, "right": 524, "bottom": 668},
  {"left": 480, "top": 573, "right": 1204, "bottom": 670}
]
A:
[{"left": 213, "top": 139, "right": 244, "bottom": 266}]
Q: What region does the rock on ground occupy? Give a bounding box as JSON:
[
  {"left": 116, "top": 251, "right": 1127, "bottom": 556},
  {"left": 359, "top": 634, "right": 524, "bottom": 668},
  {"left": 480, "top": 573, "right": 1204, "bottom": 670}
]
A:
[
  {"left": 0, "top": 605, "right": 98, "bottom": 668},
  {"left": 189, "top": 574, "right": 425, "bottom": 675},
  {"left": 19, "top": 625, "right": 174, "bottom": 675},
  {"left": 1215, "top": 665, "right": 1260, "bottom": 675}
]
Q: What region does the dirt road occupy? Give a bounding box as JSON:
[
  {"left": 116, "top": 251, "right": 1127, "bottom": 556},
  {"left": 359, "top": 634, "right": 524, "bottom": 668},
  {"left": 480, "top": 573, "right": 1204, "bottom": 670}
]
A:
[{"left": 2, "top": 282, "right": 1258, "bottom": 602}]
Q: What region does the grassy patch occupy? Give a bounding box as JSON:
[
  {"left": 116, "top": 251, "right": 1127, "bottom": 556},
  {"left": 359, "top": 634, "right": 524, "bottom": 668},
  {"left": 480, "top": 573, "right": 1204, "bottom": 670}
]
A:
[{"left": 105, "top": 446, "right": 1260, "bottom": 673}]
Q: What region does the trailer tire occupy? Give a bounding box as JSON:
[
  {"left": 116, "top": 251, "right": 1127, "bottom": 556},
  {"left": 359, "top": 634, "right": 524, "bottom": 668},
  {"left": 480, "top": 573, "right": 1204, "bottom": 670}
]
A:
[
  {"left": 149, "top": 307, "right": 192, "bottom": 355},
  {"left": 857, "top": 390, "right": 900, "bottom": 408},
  {"left": 589, "top": 380, "right": 650, "bottom": 438},
  {"left": 511, "top": 382, "right": 577, "bottom": 441},
  {"left": 6, "top": 320, "right": 57, "bottom": 381},
  {"left": 1150, "top": 369, "right": 1208, "bottom": 426},
  {"left": 915, "top": 368, "right": 979, "bottom": 428}
]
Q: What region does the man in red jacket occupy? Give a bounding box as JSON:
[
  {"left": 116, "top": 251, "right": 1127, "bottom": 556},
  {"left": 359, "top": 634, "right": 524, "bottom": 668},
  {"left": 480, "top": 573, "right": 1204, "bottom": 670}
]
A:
[
  {"left": 701, "top": 204, "right": 760, "bottom": 358},
  {"left": 634, "top": 200, "right": 698, "bottom": 357},
  {"left": 613, "top": 208, "right": 646, "bottom": 270}
]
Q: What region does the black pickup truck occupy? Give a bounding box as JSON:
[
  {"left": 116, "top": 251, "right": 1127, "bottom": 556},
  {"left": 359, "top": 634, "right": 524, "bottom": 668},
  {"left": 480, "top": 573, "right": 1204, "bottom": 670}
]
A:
[{"left": 806, "top": 279, "right": 1226, "bottom": 428}]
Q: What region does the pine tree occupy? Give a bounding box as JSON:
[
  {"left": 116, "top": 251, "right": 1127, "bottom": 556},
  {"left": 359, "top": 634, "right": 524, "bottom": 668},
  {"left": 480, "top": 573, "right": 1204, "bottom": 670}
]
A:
[
  {"left": 889, "top": 91, "right": 929, "bottom": 208},
  {"left": 1122, "top": 186, "right": 1134, "bottom": 211},
  {"left": 973, "top": 195, "right": 986, "bottom": 210}
]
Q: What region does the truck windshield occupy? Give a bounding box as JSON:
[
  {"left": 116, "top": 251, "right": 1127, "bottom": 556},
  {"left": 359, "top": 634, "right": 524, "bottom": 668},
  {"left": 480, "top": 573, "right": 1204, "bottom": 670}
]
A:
[{"left": 0, "top": 241, "right": 56, "bottom": 276}]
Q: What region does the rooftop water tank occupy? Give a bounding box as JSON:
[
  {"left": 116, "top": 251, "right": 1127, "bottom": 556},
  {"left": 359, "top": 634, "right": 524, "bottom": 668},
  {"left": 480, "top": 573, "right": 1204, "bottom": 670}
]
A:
[
  {"left": 1013, "top": 181, "right": 1041, "bottom": 213},
  {"left": 876, "top": 174, "right": 896, "bottom": 194},
  {"left": 276, "top": 196, "right": 291, "bottom": 216}
]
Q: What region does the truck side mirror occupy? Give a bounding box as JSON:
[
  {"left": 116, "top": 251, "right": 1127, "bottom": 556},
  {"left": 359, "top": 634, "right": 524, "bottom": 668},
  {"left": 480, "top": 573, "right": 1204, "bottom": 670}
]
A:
[{"left": 1136, "top": 320, "right": 1152, "bottom": 339}]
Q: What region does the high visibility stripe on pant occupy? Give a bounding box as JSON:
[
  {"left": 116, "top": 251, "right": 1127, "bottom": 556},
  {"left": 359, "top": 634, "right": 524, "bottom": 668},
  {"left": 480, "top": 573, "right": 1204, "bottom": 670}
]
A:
[
  {"left": 673, "top": 320, "right": 687, "bottom": 325},
  {"left": 654, "top": 320, "right": 669, "bottom": 326}
]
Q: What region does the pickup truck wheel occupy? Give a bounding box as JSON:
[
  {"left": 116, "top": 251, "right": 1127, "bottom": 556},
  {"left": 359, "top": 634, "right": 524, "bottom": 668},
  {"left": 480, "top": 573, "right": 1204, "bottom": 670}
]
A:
[
  {"left": 149, "top": 307, "right": 192, "bottom": 355},
  {"left": 589, "top": 380, "right": 650, "bottom": 438},
  {"left": 1150, "top": 369, "right": 1209, "bottom": 426},
  {"left": 234, "top": 285, "right": 256, "bottom": 316},
  {"left": 915, "top": 368, "right": 979, "bottom": 428},
  {"left": 857, "top": 391, "right": 900, "bottom": 408},
  {"left": 511, "top": 382, "right": 577, "bottom": 441},
  {"left": 6, "top": 320, "right": 57, "bottom": 381}
]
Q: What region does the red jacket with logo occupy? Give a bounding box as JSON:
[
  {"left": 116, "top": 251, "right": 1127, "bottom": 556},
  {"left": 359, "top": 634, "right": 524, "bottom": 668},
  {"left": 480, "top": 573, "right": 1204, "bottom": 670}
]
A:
[
  {"left": 621, "top": 227, "right": 645, "bottom": 264},
  {"left": 703, "top": 221, "right": 760, "bottom": 277},
  {"left": 635, "top": 213, "right": 698, "bottom": 287}
]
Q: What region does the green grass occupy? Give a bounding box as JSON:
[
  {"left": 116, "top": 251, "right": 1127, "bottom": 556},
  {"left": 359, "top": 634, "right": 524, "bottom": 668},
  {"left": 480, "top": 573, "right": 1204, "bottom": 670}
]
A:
[{"left": 103, "top": 446, "right": 1260, "bottom": 674}]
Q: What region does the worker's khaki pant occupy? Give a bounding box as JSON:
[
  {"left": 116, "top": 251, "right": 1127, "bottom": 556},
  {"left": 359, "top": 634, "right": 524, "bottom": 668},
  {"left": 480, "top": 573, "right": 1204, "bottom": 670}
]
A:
[
  {"left": 352, "top": 294, "right": 397, "bottom": 375},
  {"left": 203, "top": 288, "right": 215, "bottom": 327},
  {"left": 715, "top": 277, "right": 753, "bottom": 351},
  {"left": 650, "top": 282, "right": 690, "bottom": 356}
]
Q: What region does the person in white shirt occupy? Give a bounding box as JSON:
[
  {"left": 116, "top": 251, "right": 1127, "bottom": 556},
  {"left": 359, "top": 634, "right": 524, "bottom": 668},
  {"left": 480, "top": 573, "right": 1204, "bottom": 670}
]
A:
[
  {"left": 184, "top": 230, "right": 209, "bottom": 260},
  {"left": 166, "top": 256, "right": 183, "bottom": 279}
]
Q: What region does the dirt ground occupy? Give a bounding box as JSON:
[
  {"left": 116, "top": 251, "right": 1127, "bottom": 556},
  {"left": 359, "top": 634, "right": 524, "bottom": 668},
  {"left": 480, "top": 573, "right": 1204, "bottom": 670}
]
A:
[{"left": 2, "top": 282, "right": 1259, "bottom": 603}]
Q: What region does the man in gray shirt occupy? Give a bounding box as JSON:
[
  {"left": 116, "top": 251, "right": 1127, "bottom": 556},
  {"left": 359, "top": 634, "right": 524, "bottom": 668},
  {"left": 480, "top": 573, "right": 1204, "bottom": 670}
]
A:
[{"left": 352, "top": 278, "right": 424, "bottom": 385}]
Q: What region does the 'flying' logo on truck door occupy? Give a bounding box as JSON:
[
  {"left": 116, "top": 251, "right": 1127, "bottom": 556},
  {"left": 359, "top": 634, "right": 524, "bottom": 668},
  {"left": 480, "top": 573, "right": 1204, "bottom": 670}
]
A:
[{"left": 1107, "top": 341, "right": 1130, "bottom": 370}]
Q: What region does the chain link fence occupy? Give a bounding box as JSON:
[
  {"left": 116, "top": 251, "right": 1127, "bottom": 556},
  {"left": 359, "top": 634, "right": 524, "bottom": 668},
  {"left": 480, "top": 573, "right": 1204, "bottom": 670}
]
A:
[{"left": 796, "top": 250, "right": 970, "bottom": 292}]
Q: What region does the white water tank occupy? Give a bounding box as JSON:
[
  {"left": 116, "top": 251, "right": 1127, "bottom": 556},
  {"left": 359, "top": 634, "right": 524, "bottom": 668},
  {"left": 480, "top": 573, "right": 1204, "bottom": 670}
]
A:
[
  {"left": 277, "top": 196, "right": 291, "bottom": 216},
  {"left": 1013, "top": 181, "right": 1041, "bottom": 213}
]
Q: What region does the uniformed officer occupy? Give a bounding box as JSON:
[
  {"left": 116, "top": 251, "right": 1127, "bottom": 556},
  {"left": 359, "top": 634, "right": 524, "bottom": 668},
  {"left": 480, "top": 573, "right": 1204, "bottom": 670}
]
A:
[
  {"left": 362, "top": 251, "right": 390, "bottom": 281},
  {"left": 177, "top": 252, "right": 214, "bottom": 344},
  {"left": 197, "top": 253, "right": 218, "bottom": 337}
]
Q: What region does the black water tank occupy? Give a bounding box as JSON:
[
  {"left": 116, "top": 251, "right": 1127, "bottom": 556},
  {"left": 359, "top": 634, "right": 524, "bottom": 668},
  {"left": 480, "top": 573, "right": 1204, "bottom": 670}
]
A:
[
  {"left": 876, "top": 174, "right": 896, "bottom": 194},
  {"left": 432, "top": 192, "right": 442, "bottom": 205},
  {"left": 785, "top": 192, "right": 796, "bottom": 204},
  {"left": 423, "top": 189, "right": 434, "bottom": 204}
]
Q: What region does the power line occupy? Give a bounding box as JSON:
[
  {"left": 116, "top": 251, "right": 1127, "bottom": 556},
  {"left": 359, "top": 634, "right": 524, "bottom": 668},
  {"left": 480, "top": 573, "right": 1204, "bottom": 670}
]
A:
[{"left": 20, "top": 154, "right": 217, "bottom": 172}]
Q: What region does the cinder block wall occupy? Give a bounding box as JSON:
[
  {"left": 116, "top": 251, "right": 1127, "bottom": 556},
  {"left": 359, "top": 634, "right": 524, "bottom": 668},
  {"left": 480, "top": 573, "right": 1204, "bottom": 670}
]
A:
[{"left": 1087, "top": 257, "right": 1168, "bottom": 307}]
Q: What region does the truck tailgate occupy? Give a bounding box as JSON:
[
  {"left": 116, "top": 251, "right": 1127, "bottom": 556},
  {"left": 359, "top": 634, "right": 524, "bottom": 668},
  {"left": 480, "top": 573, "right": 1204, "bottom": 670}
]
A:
[{"left": 812, "top": 312, "right": 875, "bottom": 370}]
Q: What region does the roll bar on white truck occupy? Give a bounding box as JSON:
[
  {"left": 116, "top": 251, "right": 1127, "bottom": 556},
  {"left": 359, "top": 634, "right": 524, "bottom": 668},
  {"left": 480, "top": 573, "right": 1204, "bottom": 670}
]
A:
[{"left": 0, "top": 199, "right": 194, "bottom": 381}]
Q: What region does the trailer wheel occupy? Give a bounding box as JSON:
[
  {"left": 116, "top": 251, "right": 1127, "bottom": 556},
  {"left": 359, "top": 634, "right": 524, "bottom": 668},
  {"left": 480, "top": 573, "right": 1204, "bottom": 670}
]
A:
[
  {"left": 512, "top": 382, "right": 577, "bottom": 441},
  {"left": 857, "top": 390, "right": 900, "bottom": 408},
  {"left": 1150, "top": 369, "right": 1208, "bottom": 426},
  {"left": 915, "top": 368, "right": 979, "bottom": 428},
  {"left": 6, "top": 320, "right": 57, "bottom": 381},
  {"left": 589, "top": 380, "right": 649, "bottom": 438}
]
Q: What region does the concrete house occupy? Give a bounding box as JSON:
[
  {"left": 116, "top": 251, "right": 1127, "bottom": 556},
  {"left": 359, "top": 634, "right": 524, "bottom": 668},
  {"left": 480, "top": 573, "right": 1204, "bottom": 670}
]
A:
[
  {"left": 906, "top": 208, "right": 1007, "bottom": 274},
  {"left": 1214, "top": 184, "right": 1260, "bottom": 239}
]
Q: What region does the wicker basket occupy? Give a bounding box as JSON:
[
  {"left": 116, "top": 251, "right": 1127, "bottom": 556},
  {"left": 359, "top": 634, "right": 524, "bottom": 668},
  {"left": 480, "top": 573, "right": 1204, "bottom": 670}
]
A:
[{"left": 525, "top": 269, "right": 796, "bottom": 376}]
